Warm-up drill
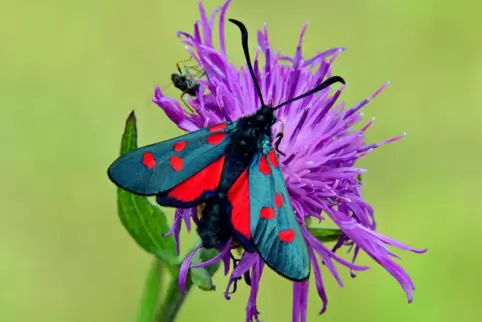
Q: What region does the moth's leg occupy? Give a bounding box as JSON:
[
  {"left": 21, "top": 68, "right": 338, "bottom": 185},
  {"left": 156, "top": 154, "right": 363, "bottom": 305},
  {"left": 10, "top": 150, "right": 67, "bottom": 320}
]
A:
[
  {"left": 227, "top": 254, "right": 241, "bottom": 294},
  {"left": 274, "top": 121, "right": 286, "bottom": 156}
]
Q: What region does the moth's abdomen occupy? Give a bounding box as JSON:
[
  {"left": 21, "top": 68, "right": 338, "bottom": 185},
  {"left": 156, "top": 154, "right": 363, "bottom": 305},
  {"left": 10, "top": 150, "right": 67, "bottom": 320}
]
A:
[{"left": 197, "top": 198, "right": 232, "bottom": 249}]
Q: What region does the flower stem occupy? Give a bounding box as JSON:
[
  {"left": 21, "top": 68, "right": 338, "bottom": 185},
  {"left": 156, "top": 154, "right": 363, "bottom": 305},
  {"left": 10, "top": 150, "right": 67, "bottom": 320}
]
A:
[{"left": 154, "top": 272, "right": 192, "bottom": 322}]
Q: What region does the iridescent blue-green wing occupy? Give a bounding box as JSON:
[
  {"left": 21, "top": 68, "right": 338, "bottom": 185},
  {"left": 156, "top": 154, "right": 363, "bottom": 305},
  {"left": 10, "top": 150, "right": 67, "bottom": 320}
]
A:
[
  {"left": 247, "top": 149, "right": 310, "bottom": 281},
  {"left": 108, "top": 123, "right": 234, "bottom": 206}
]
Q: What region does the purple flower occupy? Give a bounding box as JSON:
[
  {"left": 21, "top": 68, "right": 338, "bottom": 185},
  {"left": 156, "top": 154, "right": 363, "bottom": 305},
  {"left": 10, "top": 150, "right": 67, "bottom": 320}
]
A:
[{"left": 154, "top": 1, "right": 426, "bottom": 321}]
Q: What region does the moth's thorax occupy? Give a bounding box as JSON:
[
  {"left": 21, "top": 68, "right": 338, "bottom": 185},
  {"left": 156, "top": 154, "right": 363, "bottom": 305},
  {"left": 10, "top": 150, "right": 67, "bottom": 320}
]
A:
[
  {"left": 218, "top": 106, "right": 276, "bottom": 193},
  {"left": 238, "top": 105, "right": 276, "bottom": 139}
]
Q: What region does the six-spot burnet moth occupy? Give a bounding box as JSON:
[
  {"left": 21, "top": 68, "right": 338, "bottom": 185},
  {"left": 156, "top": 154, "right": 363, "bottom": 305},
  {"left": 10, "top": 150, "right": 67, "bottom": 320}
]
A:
[{"left": 107, "top": 19, "right": 345, "bottom": 281}]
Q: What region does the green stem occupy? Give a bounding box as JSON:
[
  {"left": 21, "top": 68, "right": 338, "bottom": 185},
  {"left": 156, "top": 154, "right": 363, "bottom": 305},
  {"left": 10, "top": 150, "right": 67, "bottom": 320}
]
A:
[
  {"left": 137, "top": 259, "right": 163, "bottom": 322},
  {"left": 154, "top": 272, "right": 192, "bottom": 322},
  {"left": 153, "top": 242, "right": 220, "bottom": 322}
]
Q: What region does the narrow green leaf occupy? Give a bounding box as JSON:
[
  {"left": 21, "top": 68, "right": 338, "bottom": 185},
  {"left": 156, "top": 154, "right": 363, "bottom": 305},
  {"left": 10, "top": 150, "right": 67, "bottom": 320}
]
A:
[
  {"left": 309, "top": 228, "right": 344, "bottom": 243},
  {"left": 137, "top": 258, "right": 163, "bottom": 322},
  {"left": 116, "top": 111, "right": 178, "bottom": 269},
  {"left": 120, "top": 111, "right": 138, "bottom": 154},
  {"left": 190, "top": 248, "right": 221, "bottom": 291}
]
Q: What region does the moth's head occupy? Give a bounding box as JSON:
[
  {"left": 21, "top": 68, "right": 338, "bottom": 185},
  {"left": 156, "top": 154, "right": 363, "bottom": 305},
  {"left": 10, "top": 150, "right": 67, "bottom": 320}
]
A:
[{"left": 254, "top": 105, "right": 276, "bottom": 127}]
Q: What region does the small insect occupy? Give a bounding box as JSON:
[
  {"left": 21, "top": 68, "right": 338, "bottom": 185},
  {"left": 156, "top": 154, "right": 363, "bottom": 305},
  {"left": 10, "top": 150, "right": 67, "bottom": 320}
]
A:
[
  {"left": 171, "top": 58, "right": 205, "bottom": 111},
  {"left": 108, "top": 19, "right": 345, "bottom": 281},
  {"left": 357, "top": 174, "right": 363, "bottom": 185}
]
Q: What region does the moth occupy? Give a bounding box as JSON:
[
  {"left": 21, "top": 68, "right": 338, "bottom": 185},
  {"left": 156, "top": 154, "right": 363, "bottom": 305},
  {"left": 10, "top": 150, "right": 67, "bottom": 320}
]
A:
[{"left": 108, "top": 19, "right": 345, "bottom": 281}]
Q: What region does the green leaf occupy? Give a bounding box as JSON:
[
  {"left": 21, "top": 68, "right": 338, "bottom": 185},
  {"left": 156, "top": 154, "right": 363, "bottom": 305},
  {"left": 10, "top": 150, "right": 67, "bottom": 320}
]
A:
[
  {"left": 120, "top": 111, "right": 138, "bottom": 154},
  {"left": 137, "top": 258, "right": 163, "bottom": 322},
  {"left": 190, "top": 248, "right": 221, "bottom": 291},
  {"left": 190, "top": 267, "right": 214, "bottom": 291},
  {"left": 309, "top": 228, "right": 344, "bottom": 243},
  {"left": 116, "top": 111, "right": 178, "bottom": 270}
]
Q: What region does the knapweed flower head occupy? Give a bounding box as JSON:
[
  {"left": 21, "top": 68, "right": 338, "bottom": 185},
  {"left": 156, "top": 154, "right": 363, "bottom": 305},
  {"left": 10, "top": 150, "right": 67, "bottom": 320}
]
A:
[{"left": 154, "top": 1, "right": 426, "bottom": 321}]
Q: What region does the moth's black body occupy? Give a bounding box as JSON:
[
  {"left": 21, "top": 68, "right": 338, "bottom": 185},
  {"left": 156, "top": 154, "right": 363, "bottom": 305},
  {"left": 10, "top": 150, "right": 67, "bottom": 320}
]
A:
[
  {"left": 197, "top": 106, "right": 276, "bottom": 251},
  {"left": 219, "top": 106, "right": 276, "bottom": 190},
  {"left": 197, "top": 198, "right": 233, "bottom": 248}
]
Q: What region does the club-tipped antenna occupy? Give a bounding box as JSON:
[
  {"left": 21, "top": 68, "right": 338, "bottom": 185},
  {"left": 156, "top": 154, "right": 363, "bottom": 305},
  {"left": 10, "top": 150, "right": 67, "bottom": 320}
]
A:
[
  {"left": 272, "top": 76, "right": 345, "bottom": 111},
  {"left": 229, "top": 18, "right": 266, "bottom": 107}
]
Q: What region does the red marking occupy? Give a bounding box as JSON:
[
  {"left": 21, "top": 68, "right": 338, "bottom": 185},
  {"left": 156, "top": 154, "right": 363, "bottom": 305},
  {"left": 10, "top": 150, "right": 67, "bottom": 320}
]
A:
[
  {"left": 260, "top": 207, "right": 276, "bottom": 219},
  {"left": 228, "top": 170, "right": 251, "bottom": 238},
  {"left": 208, "top": 132, "right": 226, "bottom": 145},
  {"left": 169, "top": 156, "right": 184, "bottom": 172},
  {"left": 268, "top": 150, "right": 279, "bottom": 167},
  {"left": 275, "top": 193, "right": 284, "bottom": 208},
  {"left": 173, "top": 141, "right": 187, "bottom": 152},
  {"left": 169, "top": 156, "right": 225, "bottom": 202},
  {"left": 279, "top": 229, "right": 295, "bottom": 243},
  {"left": 210, "top": 123, "right": 227, "bottom": 132},
  {"left": 259, "top": 156, "right": 271, "bottom": 175},
  {"left": 142, "top": 152, "right": 156, "bottom": 169}
]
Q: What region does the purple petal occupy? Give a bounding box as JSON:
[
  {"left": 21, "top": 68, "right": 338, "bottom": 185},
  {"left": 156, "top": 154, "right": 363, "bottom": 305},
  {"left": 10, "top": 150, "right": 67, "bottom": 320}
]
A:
[
  {"left": 246, "top": 259, "right": 264, "bottom": 322},
  {"left": 292, "top": 281, "right": 309, "bottom": 322},
  {"left": 190, "top": 238, "right": 233, "bottom": 268},
  {"left": 224, "top": 252, "right": 259, "bottom": 300},
  {"left": 218, "top": 0, "right": 231, "bottom": 55},
  {"left": 326, "top": 208, "right": 425, "bottom": 302},
  {"left": 309, "top": 247, "right": 328, "bottom": 314},
  {"left": 178, "top": 244, "right": 202, "bottom": 293}
]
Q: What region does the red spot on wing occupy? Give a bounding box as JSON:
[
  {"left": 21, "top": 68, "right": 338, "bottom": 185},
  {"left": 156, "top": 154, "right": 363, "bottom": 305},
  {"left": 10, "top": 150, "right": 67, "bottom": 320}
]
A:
[
  {"left": 210, "top": 123, "right": 227, "bottom": 132},
  {"left": 228, "top": 170, "right": 251, "bottom": 238},
  {"left": 275, "top": 193, "right": 284, "bottom": 207},
  {"left": 208, "top": 132, "right": 226, "bottom": 145},
  {"left": 259, "top": 156, "right": 271, "bottom": 175},
  {"left": 279, "top": 229, "right": 295, "bottom": 243},
  {"left": 174, "top": 141, "right": 187, "bottom": 152},
  {"left": 169, "top": 156, "right": 184, "bottom": 171},
  {"left": 143, "top": 152, "right": 156, "bottom": 169},
  {"left": 260, "top": 207, "right": 275, "bottom": 219},
  {"left": 268, "top": 150, "right": 279, "bottom": 167},
  {"left": 168, "top": 156, "right": 225, "bottom": 202}
]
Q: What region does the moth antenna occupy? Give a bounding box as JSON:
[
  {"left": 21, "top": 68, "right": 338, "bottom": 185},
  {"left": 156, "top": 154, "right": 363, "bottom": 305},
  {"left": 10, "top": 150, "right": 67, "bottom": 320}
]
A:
[
  {"left": 272, "top": 76, "right": 346, "bottom": 111},
  {"left": 229, "top": 18, "right": 266, "bottom": 106}
]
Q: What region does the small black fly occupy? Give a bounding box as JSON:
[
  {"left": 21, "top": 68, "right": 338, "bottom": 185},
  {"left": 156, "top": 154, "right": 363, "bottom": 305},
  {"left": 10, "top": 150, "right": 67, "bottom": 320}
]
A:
[{"left": 171, "top": 57, "right": 205, "bottom": 112}]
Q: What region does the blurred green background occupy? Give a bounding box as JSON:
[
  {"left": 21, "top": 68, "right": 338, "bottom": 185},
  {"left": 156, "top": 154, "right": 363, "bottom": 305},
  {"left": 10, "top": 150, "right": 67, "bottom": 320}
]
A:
[{"left": 1, "top": 0, "right": 480, "bottom": 321}]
